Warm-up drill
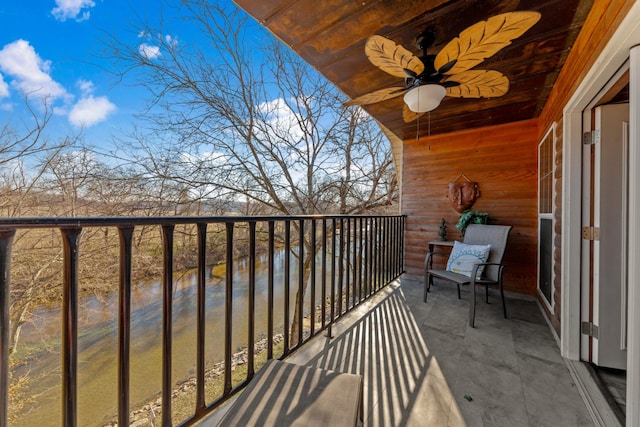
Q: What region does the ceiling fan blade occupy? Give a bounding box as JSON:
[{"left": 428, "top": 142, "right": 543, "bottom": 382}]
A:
[
  {"left": 441, "top": 80, "right": 461, "bottom": 88},
  {"left": 434, "top": 11, "right": 541, "bottom": 75},
  {"left": 365, "top": 35, "right": 424, "bottom": 78},
  {"left": 437, "top": 60, "right": 457, "bottom": 75},
  {"left": 404, "top": 68, "right": 418, "bottom": 78},
  {"left": 344, "top": 87, "right": 406, "bottom": 106},
  {"left": 444, "top": 70, "right": 509, "bottom": 98},
  {"left": 402, "top": 104, "right": 425, "bottom": 123}
]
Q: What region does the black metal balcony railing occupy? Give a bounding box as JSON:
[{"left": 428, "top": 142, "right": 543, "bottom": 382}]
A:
[{"left": 0, "top": 214, "right": 404, "bottom": 427}]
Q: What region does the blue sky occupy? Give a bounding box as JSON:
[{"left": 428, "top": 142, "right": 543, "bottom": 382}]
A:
[{"left": 0, "top": 0, "right": 222, "bottom": 149}]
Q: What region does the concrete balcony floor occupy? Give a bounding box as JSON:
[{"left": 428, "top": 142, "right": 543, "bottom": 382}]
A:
[{"left": 203, "top": 275, "right": 593, "bottom": 426}]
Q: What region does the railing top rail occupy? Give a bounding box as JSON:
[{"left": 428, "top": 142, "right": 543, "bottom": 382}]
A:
[{"left": 0, "top": 214, "right": 405, "bottom": 229}]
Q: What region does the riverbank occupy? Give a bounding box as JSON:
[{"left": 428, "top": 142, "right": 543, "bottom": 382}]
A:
[{"left": 104, "top": 333, "right": 285, "bottom": 426}]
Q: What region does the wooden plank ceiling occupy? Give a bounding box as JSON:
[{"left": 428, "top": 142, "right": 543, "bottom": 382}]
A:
[{"left": 234, "top": 0, "right": 594, "bottom": 141}]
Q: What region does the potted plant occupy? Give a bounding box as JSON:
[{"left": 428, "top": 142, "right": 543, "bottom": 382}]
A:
[{"left": 455, "top": 209, "right": 490, "bottom": 237}]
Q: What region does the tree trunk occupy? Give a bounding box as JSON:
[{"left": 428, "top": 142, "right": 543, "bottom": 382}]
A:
[
  {"left": 9, "top": 300, "right": 31, "bottom": 354},
  {"left": 289, "top": 251, "right": 314, "bottom": 348}
]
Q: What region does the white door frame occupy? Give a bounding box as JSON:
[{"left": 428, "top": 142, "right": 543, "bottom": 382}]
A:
[
  {"left": 626, "top": 43, "right": 640, "bottom": 427},
  {"left": 561, "top": 2, "right": 640, "bottom": 426}
]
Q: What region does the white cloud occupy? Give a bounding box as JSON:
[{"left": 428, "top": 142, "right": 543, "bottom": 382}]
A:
[
  {"left": 0, "top": 73, "right": 8, "bottom": 98},
  {"left": 139, "top": 43, "right": 161, "bottom": 59},
  {"left": 164, "top": 34, "right": 178, "bottom": 47},
  {"left": 0, "top": 41, "right": 115, "bottom": 127},
  {"left": 51, "top": 0, "right": 96, "bottom": 22},
  {"left": 0, "top": 39, "right": 67, "bottom": 101},
  {"left": 69, "top": 94, "right": 116, "bottom": 127},
  {"left": 256, "top": 97, "right": 305, "bottom": 142},
  {"left": 77, "top": 79, "right": 94, "bottom": 94}
]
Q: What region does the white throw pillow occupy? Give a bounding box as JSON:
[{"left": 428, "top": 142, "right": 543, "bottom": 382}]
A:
[{"left": 446, "top": 241, "right": 491, "bottom": 279}]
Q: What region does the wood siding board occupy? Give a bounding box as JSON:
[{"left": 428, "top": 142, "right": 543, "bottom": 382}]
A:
[{"left": 402, "top": 119, "right": 539, "bottom": 296}]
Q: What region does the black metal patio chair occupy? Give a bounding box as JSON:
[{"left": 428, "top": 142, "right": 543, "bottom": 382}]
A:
[{"left": 424, "top": 224, "right": 512, "bottom": 327}]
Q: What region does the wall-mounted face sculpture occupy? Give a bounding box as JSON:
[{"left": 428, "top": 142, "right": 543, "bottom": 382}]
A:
[{"left": 447, "top": 181, "right": 480, "bottom": 213}]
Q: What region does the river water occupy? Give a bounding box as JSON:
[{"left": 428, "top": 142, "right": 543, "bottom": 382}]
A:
[{"left": 12, "top": 249, "right": 320, "bottom": 426}]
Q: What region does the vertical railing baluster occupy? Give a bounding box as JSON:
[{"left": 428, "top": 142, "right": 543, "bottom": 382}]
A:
[
  {"left": 61, "top": 227, "right": 82, "bottom": 427},
  {"left": 196, "top": 223, "right": 207, "bottom": 414},
  {"left": 383, "top": 217, "right": 388, "bottom": 282},
  {"left": 390, "top": 217, "right": 394, "bottom": 280},
  {"left": 396, "top": 217, "right": 401, "bottom": 276},
  {"left": 338, "top": 218, "right": 344, "bottom": 316},
  {"left": 345, "top": 218, "right": 351, "bottom": 311},
  {"left": 0, "top": 229, "right": 16, "bottom": 427},
  {"left": 384, "top": 217, "right": 393, "bottom": 284},
  {"left": 371, "top": 217, "right": 377, "bottom": 292},
  {"left": 383, "top": 217, "right": 388, "bottom": 285},
  {"left": 117, "top": 226, "right": 134, "bottom": 427},
  {"left": 381, "top": 216, "right": 385, "bottom": 284},
  {"left": 353, "top": 218, "right": 359, "bottom": 305},
  {"left": 370, "top": 217, "right": 376, "bottom": 292},
  {"left": 400, "top": 216, "right": 405, "bottom": 272},
  {"left": 297, "top": 219, "right": 304, "bottom": 347},
  {"left": 267, "top": 221, "right": 274, "bottom": 360},
  {"left": 376, "top": 217, "right": 382, "bottom": 291},
  {"left": 248, "top": 221, "right": 256, "bottom": 379},
  {"left": 391, "top": 217, "right": 395, "bottom": 280},
  {"left": 283, "top": 221, "right": 291, "bottom": 355},
  {"left": 224, "top": 222, "right": 233, "bottom": 394},
  {"left": 372, "top": 217, "right": 377, "bottom": 292},
  {"left": 321, "top": 219, "right": 327, "bottom": 329},
  {"left": 329, "top": 218, "right": 336, "bottom": 335},
  {"left": 383, "top": 217, "right": 388, "bottom": 284},
  {"left": 380, "top": 217, "right": 385, "bottom": 284},
  {"left": 391, "top": 217, "right": 396, "bottom": 278},
  {"left": 161, "top": 224, "right": 174, "bottom": 427},
  {"left": 310, "top": 219, "right": 316, "bottom": 337},
  {"left": 393, "top": 217, "right": 398, "bottom": 277},
  {"left": 364, "top": 218, "right": 370, "bottom": 298},
  {"left": 358, "top": 217, "right": 363, "bottom": 301}
]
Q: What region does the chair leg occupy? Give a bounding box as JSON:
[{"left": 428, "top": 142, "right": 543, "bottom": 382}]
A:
[
  {"left": 500, "top": 280, "right": 507, "bottom": 318},
  {"left": 485, "top": 284, "right": 489, "bottom": 304},
  {"left": 469, "top": 282, "right": 476, "bottom": 327},
  {"left": 424, "top": 272, "right": 434, "bottom": 302},
  {"left": 457, "top": 283, "right": 461, "bottom": 299},
  {"left": 424, "top": 272, "right": 429, "bottom": 302}
]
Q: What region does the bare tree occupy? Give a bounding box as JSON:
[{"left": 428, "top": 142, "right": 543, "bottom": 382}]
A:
[
  {"left": 108, "top": 0, "right": 398, "bottom": 344},
  {"left": 0, "top": 96, "right": 54, "bottom": 168},
  {"left": 0, "top": 97, "right": 74, "bottom": 217}
]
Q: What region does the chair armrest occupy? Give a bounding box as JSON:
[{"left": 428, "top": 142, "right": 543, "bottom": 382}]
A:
[
  {"left": 424, "top": 251, "right": 449, "bottom": 269},
  {"left": 470, "top": 262, "right": 505, "bottom": 285}
]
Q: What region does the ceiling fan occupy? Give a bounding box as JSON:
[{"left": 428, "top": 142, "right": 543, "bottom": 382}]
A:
[{"left": 345, "top": 11, "right": 541, "bottom": 123}]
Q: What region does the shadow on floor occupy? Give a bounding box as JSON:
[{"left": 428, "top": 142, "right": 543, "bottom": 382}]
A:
[{"left": 286, "top": 275, "right": 594, "bottom": 427}]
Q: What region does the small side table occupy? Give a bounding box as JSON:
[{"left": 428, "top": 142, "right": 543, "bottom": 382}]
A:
[{"left": 428, "top": 239, "right": 455, "bottom": 253}]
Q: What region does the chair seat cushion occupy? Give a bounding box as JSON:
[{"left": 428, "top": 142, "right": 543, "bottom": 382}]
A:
[{"left": 446, "top": 241, "right": 491, "bottom": 278}]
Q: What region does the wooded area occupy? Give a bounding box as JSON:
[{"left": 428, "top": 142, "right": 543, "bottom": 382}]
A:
[{"left": 1, "top": 2, "right": 399, "bottom": 422}]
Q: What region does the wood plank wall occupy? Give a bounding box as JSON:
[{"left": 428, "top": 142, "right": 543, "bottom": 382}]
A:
[
  {"left": 402, "top": 118, "right": 539, "bottom": 295},
  {"left": 537, "top": 0, "right": 634, "bottom": 333}
]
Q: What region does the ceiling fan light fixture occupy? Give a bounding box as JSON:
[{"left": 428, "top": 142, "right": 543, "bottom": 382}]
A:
[{"left": 403, "top": 84, "right": 446, "bottom": 113}]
